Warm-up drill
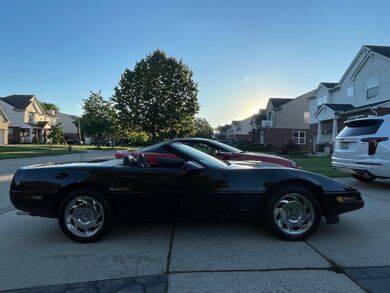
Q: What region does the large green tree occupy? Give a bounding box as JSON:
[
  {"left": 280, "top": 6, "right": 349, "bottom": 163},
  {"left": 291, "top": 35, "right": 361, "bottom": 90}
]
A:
[
  {"left": 79, "top": 91, "right": 116, "bottom": 143},
  {"left": 112, "top": 50, "right": 199, "bottom": 141},
  {"left": 193, "top": 118, "right": 214, "bottom": 138},
  {"left": 41, "top": 102, "right": 60, "bottom": 112}
]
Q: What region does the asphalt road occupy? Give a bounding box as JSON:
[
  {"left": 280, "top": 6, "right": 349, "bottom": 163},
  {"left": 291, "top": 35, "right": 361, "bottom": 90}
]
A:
[{"left": 1, "top": 155, "right": 390, "bottom": 292}]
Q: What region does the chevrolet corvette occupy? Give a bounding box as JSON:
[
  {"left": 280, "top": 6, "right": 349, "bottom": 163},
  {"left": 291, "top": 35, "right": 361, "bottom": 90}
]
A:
[{"left": 10, "top": 142, "right": 363, "bottom": 243}]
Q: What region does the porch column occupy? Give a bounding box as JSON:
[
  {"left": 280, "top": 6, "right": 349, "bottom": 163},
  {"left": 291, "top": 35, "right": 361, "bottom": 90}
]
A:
[
  {"left": 316, "top": 121, "right": 322, "bottom": 144},
  {"left": 332, "top": 118, "right": 338, "bottom": 141}
]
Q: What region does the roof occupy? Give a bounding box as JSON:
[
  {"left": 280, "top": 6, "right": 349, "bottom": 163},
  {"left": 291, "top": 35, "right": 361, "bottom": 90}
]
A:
[
  {"left": 323, "top": 104, "right": 355, "bottom": 112},
  {"left": 269, "top": 98, "right": 293, "bottom": 109},
  {"left": 0, "top": 95, "right": 35, "bottom": 109},
  {"left": 365, "top": 45, "right": 390, "bottom": 59},
  {"left": 341, "top": 99, "right": 390, "bottom": 114},
  {"left": 321, "top": 82, "right": 338, "bottom": 89},
  {"left": 0, "top": 104, "right": 9, "bottom": 122}
]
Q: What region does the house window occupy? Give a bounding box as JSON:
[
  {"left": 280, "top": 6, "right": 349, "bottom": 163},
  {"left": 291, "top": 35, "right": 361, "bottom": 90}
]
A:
[
  {"left": 347, "top": 86, "right": 354, "bottom": 98},
  {"left": 28, "top": 112, "right": 34, "bottom": 123},
  {"left": 317, "top": 95, "right": 328, "bottom": 106},
  {"left": 292, "top": 131, "right": 306, "bottom": 145},
  {"left": 367, "top": 74, "right": 379, "bottom": 99},
  {"left": 304, "top": 112, "right": 310, "bottom": 124}
]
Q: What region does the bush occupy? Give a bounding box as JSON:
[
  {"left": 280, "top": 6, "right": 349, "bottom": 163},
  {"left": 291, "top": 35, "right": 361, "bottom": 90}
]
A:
[{"left": 277, "top": 141, "right": 305, "bottom": 156}]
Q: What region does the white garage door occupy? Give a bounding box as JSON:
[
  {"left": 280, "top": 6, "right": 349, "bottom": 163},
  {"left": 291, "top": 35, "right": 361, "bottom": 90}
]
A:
[{"left": 0, "top": 129, "right": 4, "bottom": 145}]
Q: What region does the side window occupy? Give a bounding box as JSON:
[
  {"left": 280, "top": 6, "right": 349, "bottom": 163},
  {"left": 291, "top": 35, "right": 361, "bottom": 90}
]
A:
[{"left": 184, "top": 142, "right": 217, "bottom": 156}]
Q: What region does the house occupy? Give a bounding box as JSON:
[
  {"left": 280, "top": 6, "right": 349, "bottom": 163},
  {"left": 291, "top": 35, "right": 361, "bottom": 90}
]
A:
[
  {"left": 0, "top": 95, "right": 56, "bottom": 144},
  {"left": 253, "top": 91, "right": 314, "bottom": 150},
  {"left": 228, "top": 115, "right": 255, "bottom": 143},
  {"left": 309, "top": 45, "right": 390, "bottom": 152},
  {"left": 0, "top": 105, "right": 9, "bottom": 145},
  {"left": 56, "top": 112, "right": 80, "bottom": 141}
]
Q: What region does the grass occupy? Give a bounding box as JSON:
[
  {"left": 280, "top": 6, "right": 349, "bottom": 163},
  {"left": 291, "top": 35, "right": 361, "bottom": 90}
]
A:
[
  {"left": 0, "top": 145, "right": 81, "bottom": 160},
  {"left": 286, "top": 155, "right": 347, "bottom": 178}
]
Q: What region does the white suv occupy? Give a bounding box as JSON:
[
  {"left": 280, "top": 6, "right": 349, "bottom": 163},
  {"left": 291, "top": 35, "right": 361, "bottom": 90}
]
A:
[{"left": 332, "top": 115, "right": 390, "bottom": 182}]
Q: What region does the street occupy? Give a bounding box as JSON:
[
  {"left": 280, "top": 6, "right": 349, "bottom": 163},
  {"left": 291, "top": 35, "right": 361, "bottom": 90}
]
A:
[{"left": 1, "top": 154, "right": 390, "bottom": 292}]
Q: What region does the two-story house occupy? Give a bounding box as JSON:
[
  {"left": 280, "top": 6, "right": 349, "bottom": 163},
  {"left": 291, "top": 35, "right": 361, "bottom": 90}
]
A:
[
  {"left": 0, "top": 104, "right": 9, "bottom": 145},
  {"left": 56, "top": 112, "right": 80, "bottom": 141},
  {"left": 309, "top": 45, "right": 390, "bottom": 152},
  {"left": 254, "top": 91, "right": 314, "bottom": 150},
  {"left": 0, "top": 95, "right": 56, "bottom": 143}
]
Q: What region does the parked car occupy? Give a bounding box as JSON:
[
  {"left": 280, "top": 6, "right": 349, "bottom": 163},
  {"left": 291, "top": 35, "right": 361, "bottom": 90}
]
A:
[
  {"left": 11, "top": 142, "right": 363, "bottom": 243},
  {"left": 115, "top": 138, "right": 300, "bottom": 168},
  {"left": 332, "top": 115, "right": 390, "bottom": 182}
]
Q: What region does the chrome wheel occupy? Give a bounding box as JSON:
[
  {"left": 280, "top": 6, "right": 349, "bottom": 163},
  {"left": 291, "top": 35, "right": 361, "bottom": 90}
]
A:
[
  {"left": 273, "top": 193, "right": 314, "bottom": 235},
  {"left": 64, "top": 196, "right": 105, "bottom": 238}
]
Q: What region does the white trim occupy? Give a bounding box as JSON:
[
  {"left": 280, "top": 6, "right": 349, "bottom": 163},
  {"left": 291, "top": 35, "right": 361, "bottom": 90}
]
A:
[{"left": 292, "top": 130, "right": 306, "bottom": 145}]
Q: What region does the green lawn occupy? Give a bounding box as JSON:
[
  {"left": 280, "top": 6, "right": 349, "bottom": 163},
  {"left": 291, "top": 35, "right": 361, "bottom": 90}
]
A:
[
  {"left": 286, "top": 155, "right": 347, "bottom": 178},
  {"left": 0, "top": 145, "right": 82, "bottom": 160}
]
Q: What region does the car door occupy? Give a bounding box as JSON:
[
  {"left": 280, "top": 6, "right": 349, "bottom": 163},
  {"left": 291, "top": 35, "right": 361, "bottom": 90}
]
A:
[
  {"left": 177, "top": 166, "right": 230, "bottom": 215},
  {"left": 108, "top": 165, "right": 187, "bottom": 216}
]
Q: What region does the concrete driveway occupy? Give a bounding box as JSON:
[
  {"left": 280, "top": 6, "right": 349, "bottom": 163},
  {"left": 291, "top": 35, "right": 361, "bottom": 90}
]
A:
[{"left": 0, "top": 155, "right": 389, "bottom": 292}]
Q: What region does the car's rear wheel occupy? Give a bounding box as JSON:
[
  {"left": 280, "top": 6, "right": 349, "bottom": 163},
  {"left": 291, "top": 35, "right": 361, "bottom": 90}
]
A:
[
  {"left": 266, "top": 185, "right": 321, "bottom": 241},
  {"left": 352, "top": 174, "right": 375, "bottom": 183},
  {"left": 58, "top": 189, "right": 112, "bottom": 243}
]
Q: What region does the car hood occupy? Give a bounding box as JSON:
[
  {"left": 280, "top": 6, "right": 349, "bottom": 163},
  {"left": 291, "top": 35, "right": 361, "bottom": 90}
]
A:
[{"left": 239, "top": 152, "right": 297, "bottom": 167}]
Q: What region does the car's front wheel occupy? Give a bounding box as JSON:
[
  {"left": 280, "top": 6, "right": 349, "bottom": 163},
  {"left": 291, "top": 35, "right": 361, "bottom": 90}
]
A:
[
  {"left": 266, "top": 185, "right": 321, "bottom": 241},
  {"left": 58, "top": 189, "right": 112, "bottom": 243}
]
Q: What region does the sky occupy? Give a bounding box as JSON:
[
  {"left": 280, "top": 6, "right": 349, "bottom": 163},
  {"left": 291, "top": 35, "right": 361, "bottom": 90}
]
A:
[{"left": 1, "top": 0, "right": 390, "bottom": 127}]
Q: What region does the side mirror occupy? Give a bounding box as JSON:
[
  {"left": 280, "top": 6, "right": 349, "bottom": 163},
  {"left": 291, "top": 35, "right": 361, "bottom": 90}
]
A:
[{"left": 183, "top": 161, "right": 204, "bottom": 172}]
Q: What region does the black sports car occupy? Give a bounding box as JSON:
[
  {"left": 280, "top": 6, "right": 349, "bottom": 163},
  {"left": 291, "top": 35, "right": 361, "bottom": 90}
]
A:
[{"left": 10, "top": 142, "right": 364, "bottom": 243}]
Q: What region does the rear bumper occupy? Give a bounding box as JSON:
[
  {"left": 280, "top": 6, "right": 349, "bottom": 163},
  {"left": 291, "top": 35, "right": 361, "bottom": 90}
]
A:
[
  {"left": 323, "top": 190, "right": 364, "bottom": 218},
  {"left": 332, "top": 159, "right": 389, "bottom": 178}
]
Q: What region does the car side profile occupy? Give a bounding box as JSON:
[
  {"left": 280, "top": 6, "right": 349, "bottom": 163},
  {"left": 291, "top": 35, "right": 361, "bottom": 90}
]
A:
[
  {"left": 332, "top": 115, "right": 390, "bottom": 182},
  {"left": 10, "top": 142, "right": 363, "bottom": 243},
  {"left": 115, "top": 138, "right": 300, "bottom": 169}
]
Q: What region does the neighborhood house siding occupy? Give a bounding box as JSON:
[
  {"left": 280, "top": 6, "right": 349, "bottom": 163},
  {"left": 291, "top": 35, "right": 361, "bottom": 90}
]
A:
[
  {"left": 354, "top": 54, "right": 390, "bottom": 106},
  {"left": 274, "top": 95, "right": 310, "bottom": 129}
]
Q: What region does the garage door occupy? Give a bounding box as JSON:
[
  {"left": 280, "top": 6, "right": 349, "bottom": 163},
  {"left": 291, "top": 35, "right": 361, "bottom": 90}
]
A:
[{"left": 0, "top": 129, "right": 4, "bottom": 145}]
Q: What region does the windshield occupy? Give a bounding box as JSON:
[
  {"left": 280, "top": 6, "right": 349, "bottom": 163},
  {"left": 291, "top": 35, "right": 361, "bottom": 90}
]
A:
[
  {"left": 170, "top": 142, "right": 229, "bottom": 168},
  {"left": 338, "top": 119, "right": 383, "bottom": 137},
  {"left": 208, "top": 140, "right": 242, "bottom": 153}
]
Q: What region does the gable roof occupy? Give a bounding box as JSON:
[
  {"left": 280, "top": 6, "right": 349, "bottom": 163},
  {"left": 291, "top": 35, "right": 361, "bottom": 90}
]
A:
[
  {"left": 365, "top": 45, "right": 390, "bottom": 59},
  {"left": 323, "top": 104, "right": 355, "bottom": 112},
  {"left": 321, "top": 82, "right": 338, "bottom": 89},
  {"left": 0, "top": 105, "right": 9, "bottom": 122},
  {"left": 269, "top": 98, "right": 293, "bottom": 109},
  {"left": 0, "top": 95, "right": 35, "bottom": 110}
]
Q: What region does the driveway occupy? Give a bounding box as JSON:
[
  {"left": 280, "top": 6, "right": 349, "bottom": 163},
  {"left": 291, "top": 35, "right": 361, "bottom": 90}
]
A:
[{"left": 0, "top": 157, "right": 389, "bottom": 291}]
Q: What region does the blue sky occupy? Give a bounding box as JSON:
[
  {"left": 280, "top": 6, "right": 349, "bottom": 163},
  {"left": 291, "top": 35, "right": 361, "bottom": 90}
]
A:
[{"left": 1, "top": 0, "right": 390, "bottom": 126}]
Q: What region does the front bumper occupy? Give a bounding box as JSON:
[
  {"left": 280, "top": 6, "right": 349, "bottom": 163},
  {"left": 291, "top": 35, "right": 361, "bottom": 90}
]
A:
[{"left": 323, "top": 190, "right": 364, "bottom": 218}]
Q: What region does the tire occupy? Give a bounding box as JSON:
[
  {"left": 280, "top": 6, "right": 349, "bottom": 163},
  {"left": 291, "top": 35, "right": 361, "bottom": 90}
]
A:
[
  {"left": 352, "top": 174, "right": 375, "bottom": 183},
  {"left": 58, "top": 189, "right": 112, "bottom": 243},
  {"left": 266, "top": 185, "right": 321, "bottom": 241}
]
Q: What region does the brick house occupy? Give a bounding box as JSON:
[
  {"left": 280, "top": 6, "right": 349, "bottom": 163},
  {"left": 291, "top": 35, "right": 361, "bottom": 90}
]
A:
[
  {"left": 252, "top": 91, "right": 314, "bottom": 150},
  {"left": 309, "top": 45, "right": 390, "bottom": 152}
]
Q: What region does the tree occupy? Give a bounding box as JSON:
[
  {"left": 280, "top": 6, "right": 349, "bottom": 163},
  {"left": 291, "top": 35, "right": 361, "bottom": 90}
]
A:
[
  {"left": 112, "top": 49, "right": 199, "bottom": 141},
  {"left": 192, "top": 118, "right": 213, "bottom": 138},
  {"left": 79, "top": 91, "right": 116, "bottom": 144},
  {"left": 49, "top": 123, "right": 64, "bottom": 144},
  {"left": 41, "top": 102, "right": 60, "bottom": 112}
]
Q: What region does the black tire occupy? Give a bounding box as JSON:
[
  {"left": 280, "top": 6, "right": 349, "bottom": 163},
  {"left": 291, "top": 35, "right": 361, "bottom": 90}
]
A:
[
  {"left": 266, "top": 185, "right": 321, "bottom": 241},
  {"left": 352, "top": 174, "right": 375, "bottom": 183},
  {"left": 58, "top": 189, "right": 112, "bottom": 243}
]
